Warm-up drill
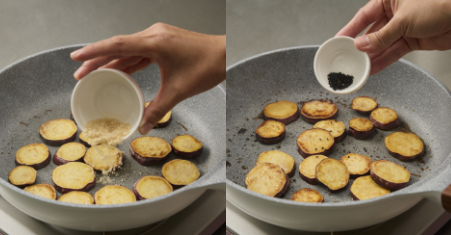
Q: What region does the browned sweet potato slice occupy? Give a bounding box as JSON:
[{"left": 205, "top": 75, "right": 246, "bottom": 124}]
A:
[
  {"left": 8, "top": 166, "right": 37, "bottom": 187},
  {"left": 95, "top": 185, "right": 136, "bottom": 205},
  {"left": 39, "top": 119, "right": 77, "bottom": 146},
  {"left": 58, "top": 191, "right": 94, "bottom": 204},
  {"left": 340, "top": 153, "right": 372, "bottom": 177},
  {"left": 172, "top": 135, "right": 203, "bottom": 158},
  {"left": 53, "top": 142, "right": 86, "bottom": 165},
  {"left": 145, "top": 102, "right": 172, "bottom": 128},
  {"left": 385, "top": 132, "right": 425, "bottom": 161},
  {"left": 79, "top": 132, "right": 92, "bottom": 147},
  {"left": 255, "top": 120, "right": 285, "bottom": 144},
  {"left": 263, "top": 100, "right": 300, "bottom": 125},
  {"left": 130, "top": 137, "right": 172, "bottom": 165},
  {"left": 348, "top": 118, "right": 376, "bottom": 140},
  {"left": 316, "top": 158, "right": 349, "bottom": 191},
  {"left": 351, "top": 96, "right": 378, "bottom": 114},
  {"left": 291, "top": 188, "right": 324, "bottom": 203},
  {"left": 300, "top": 100, "right": 338, "bottom": 124},
  {"left": 299, "top": 155, "right": 328, "bottom": 185},
  {"left": 84, "top": 144, "right": 123, "bottom": 172},
  {"left": 256, "top": 150, "right": 295, "bottom": 177},
  {"left": 15, "top": 143, "right": 50, "bottom": 170},
  {"left": 313, "top": 119, "right": 347, "bottom": 142},
  {"left": 133, "top": 175, "right": 173, "bottom": 200},
  {"left": 370, "top": 107, "right": 400, "bottom": 130},
  {"left": 162, "top": 159, "right": 200, "bottom": 187},
  {"left": 351, "top": 175, "right": 390, "bottom": 200},
  {"left": 296, "top": 128, "right": 335, "bottom": 158},
  {"left": 245, "top": 163, "right": 289, "bottom": 197},
  {"left": 371, "top": 160, "right": 410, "bottom": 190},
  {"left": 24, "top": 184, "right": 56, "bottom": 200},
  {"left": 52, "top": 162, "right": 96, "bottom": 193}
]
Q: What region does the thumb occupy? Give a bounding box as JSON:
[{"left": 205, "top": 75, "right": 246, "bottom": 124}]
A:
[
  {"left": 355, "top": 17, "right": 404, "bottom": 53},
  {"left": 138, "top": 99, "right": 174, "bottom": 135}
]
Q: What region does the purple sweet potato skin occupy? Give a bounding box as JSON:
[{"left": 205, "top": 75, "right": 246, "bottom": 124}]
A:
[
  {"left": 273, "top": 174, "right": 290, "bottom": 198},
  {"left": 172, "top": 145, "right": 202, "bottom": 158},
  {"left": 155, "top": 115, "right": 172, "bottom": 128},
  {"left": 41, "top": 132, "right": 77, "bottom": 146},
  {"left": 15, "top": 153, "right": 51, "bottom": 170},
  {"left": 334, "top": 131, "right": 347, "bottom": 143},
  {"left": 369, "top": 115, "right": 400, "bottom": 130},
  {"left": 387, "top": 147, "right": 425, "bottom": 162},
  {"left": 79, "top": 138, "right": 91, "bottom": 147},
  {"left": 370, "top": 170, "right": 408, "bottom": 191},
  {"left": 285, "top": 166, "right": 295, "bottom": 178},
  {"left": 129, "top": 145, "right": 170, "bottom": 166},
  {"left": 53, "top": 180, "right": 96, "bottom": 194},
  {"left": 298, "top": 143, "right": 335, "bottom": 158},
  {"left": 301, "top": 111, "right": 338, "bottom": 124},
  {"left": 350, "top": 191, "right": 360, "bottom": 201},
  {"left": 264, "top": 110, "right": 300, "bottom": 125},
  {"left": 299, "top": 171, "right": 319, "bottom": 185},
  {"left": 256, "top": 131, "right": 286, "bottom": 145},
  {"left": 53, "top": 148, "right": 84, "bottom": 165},
  {"left": 348, "top": 126, "right": 377, "bottom": 140}
]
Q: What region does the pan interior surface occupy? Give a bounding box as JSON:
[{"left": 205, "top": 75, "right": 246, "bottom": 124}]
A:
[{"left": 226, "top": 47, "right": 451, "bottom": 203}]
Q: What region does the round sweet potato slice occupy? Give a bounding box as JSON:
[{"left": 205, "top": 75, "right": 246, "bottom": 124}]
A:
[
  {"left": 8, "top": 166, "right": 37, "bottom": 187},
  {"left": 299, "top": 155, "right": 328, "bottom": 185},
  {"left": 263, "top": 100, "right": 300, "bottom": 124},
  {"left": 145, "top": 102, "right": 172, "bottom": 128},
  {"left": 371, "top": 160, "right": 410, "bottom": 190},
  {"left": 53, "top": 142, "right": 86, "bottom": 165},
  {"left": 52, "top": 162, "right": 96, "bottom": 193},
  {"left": 15, "top": 143, "right": 50, "bottom": 170},
  {"left": 370, "top": 107, "right": 400, "bottom": 130},
  {"left": 351, "top": 175, "right": 390, "bottom": 200},
  {"left": 130, "top": 137, "right": 172, "bottom": 165},
  {"left": 348, "top": 117, "right": 376, "bottom": 140},
  {"left": 95, "top": 185, "right": 136, "bottom": 205},
  {"left": 172, "top": 135, "right": 203, "bottom": 158},
  {"left": 162, "top": 159, "right": 200, "bottom": 187},
  {"left": 351, "top": 96, "right": 378, "bottom": 114},
  {"left": 79, "top": 132, "right": 92, "bottom": 147},
  {"left": 84, "top": 144, "right": 123, "bottom": 172},
  {"left": 291, "top": 188, "right": 324, "bottom": 203},
  {"left": 256, "top": 150, "right": 295, "bottom": 177},
  {"left": 133, "top": 175, "right": 173, "bottom": 200},
  {"left": 245, "top": 163, "right": 289, "bottom": 198},
  {"left": 340, "top": 153, "right": 372, "bottom": 177},
  {"left": 300, "top": 100, "right": 338, "bottom": 124},
  {"left": 316, "top": 158, "right": 349, "bottom": 191},
  {"left": 296, "top": 128, "right": 335, "bottom": 158},
  {"left": 58, "top": 191, "right": 94, "bottom": 204},
  {"left": 39, "top": 119, "right": 77, "bottom": 146},
  {"left": 385, "top": 132, "right": 425, "bottom": 161},
  {"left": 313, "top": 119, "right": 346, "bottom": 142},
  {"left": 255, "top": 120, "right": 285, "bottom": 144},
  {"left": 24, "top": 184, "right": 56, "bottom": 200}
]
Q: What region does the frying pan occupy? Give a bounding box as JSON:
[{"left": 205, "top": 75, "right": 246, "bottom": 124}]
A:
[
  {"left": 0, "top": 45, "right": 225, "bottom": 231},
  {"left": 226, "top": 46, "right": 451, "bottom": 232}
]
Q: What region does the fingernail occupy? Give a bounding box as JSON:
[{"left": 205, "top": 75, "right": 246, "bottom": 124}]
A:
[
  {"left": 139, "top": 120, "right": 154, "bottom": 135},
  {"left": 356, "top": 36, "right": 370, "bottom": 48},
  {"left": 71, "top": 49, "right": 81, "bottom": 57},
  {"left": 73, "top": 68, "right": 82, "bottom": 80}
]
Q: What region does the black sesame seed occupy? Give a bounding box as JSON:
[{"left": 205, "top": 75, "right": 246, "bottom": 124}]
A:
[
  {"left": 328, "top": 72, "right": 354, "bottom": 90},
  {"left": 315, "top": 148, "right": 317, "bottom": 150},
  {"left": 322, "top": 147, "right": 324, "bottom": 149}
]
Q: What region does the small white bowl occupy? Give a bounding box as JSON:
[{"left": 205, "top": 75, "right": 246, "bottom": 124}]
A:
[
  {"left": 71, "top": 69, "right": 145, "bottom": 140},
  {"left": 313, "top": 36, "right": 370, "bottom": 94}
]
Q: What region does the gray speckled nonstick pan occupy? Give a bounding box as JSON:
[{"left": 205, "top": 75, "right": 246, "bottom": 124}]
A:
[
  {"left": 0, "top": 45, "right": 225, "bottom": 231},
  {"left": 226, "top": 46, "right": 451, "bottom": 232}
]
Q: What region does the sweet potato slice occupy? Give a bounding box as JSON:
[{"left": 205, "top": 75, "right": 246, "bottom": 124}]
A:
[
  {"left": 245, "top": 163, "right": 289, "bottom": 198},
  {"left": 340, "top": 153, "right": 372, "bottom": 177},
  {"left": 58, "top": 191, "right": 94, "bottom": 204},
  {"left": 351, "top": 96, "right": 378, "bottom": 114},
  {"left": 39, "top": 119, "right": 77, "bottom": 146},
  {"left": 263, "top": 100, "right": 300, "bottom": 124},
  {"left": 53, "top": 142, "right": 86, "bottom": 165},
  {"left": 130, "top": 137, "right": 172, "bottom": 165},
  {"left": 351, "top": 175, "right": 390, "bottom": 200},
  {"left": 84, "top": 144, "right": 123, "bottom": 172},
  {"left": 385, "top": 132, "right": 425, "bottom": 161},
  {"left": 24, "top": 184, "right": 56, "bottom": 200},
  {"left": 52, "top": 162, "right": 96, "bottom": 193},
  {"left": 371, "top": 160, "right": 410, "bottom": 190},
  {"left": 79, "top": 132, "right": 92, "bottom": 147},
  {"left": 370, "top": 107, "right": 400, "bottom": 130},
  {"left": 15, "top": 143, "right": 50, "bottom": 170},
  {"left": 300, "top": 100, "right": 338, "bottom": 124},
  {"left": 255, "top": 120, "right": 285, "bottom": 144},
  {"left": 296, "top": 128, "right": 335, "bottom": 158},
  {"left": 316, "top": 158, "right": 349, "bottom": 191},
  {"left": 8, "top": 166, "right": 37, "bottom": 187},
  {"left": 348, "top": 117, "right": 376, "bottom": 140},
  {"left": 291, "top": 188, "right": 324, "bottom": 203},
  {"left": 95, "top": 185, "right": 136, "bottom": 205},
  {"left": 299, "top": 155, "right": 328, "bottom": 185},
  {"left": 145, "top": 102, "right": 172, "bottom": 128},
  {"left": 172, "top": 135, "right": 203, "bottom": 158},
  {"left": 162, "top": 159, "right": 200, "bottom": 187},
  {"left": 133, "top": 175, "right": 173, "bottom": 200},
  {"left": 313, "top": 119, "right": 347, "bottom": 142},
  {"left": 256, "top": 150, "right": 295, "bottom": 177}
]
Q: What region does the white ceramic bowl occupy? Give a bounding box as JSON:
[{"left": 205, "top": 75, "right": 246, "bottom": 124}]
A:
[
  {"left": 313, "top": 36, "right": 370, "bottom": 94},
  {"left": 71, "top": 69, "right": 145, "bottom": 140}
]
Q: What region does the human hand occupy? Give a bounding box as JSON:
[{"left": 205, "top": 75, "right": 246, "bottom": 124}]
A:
[
  {"left": 336, "top": 0, "right": 451, "bottom": 75},
  {"left": 71, "top": 23, "right": 226, "bottom": 135}
]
